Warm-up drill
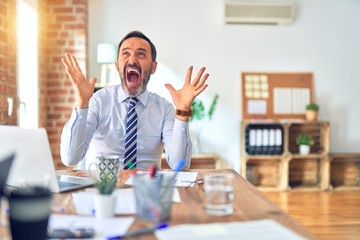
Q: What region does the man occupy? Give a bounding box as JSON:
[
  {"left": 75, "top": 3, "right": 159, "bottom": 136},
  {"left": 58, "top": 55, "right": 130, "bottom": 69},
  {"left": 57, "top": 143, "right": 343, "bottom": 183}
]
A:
[{"left": 60, "top": 30, "right": 209, "bottom": 170}]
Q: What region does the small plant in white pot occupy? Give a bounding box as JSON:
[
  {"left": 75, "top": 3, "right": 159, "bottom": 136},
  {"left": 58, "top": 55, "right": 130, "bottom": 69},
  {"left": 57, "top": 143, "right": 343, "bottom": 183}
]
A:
[
  {"left": 305, "top": 103, "right": 319, "bottom": 121},
  {"left": 93, "top": 172, "right": 117, "bottom": 218},
  {"left": 296, "top": 134, "right": 314, "bottom": 155}
]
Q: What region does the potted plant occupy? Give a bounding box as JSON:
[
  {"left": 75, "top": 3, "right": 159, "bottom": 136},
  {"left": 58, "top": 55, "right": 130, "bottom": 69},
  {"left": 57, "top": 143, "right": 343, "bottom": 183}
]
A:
[
  {"left": 93, "top": 172, "right": 117, "bottom": 218},
  {"left": 296, "top": 134, "right": 314, "bottom": 155},
  {"left": 189, "top": 94, "right": 219, "bottom": 153},
  {"left": 305, "top": 103, "right": 319, "bottom": 121}
]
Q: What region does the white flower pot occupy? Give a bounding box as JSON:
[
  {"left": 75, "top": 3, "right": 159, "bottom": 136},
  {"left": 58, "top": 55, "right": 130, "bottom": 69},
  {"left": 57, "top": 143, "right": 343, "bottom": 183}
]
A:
[
  {"left": 94, "top": 194, "right": 116, "bottom": 218},
  {"left": 299, "top": 145, "right": 310, "bottom": 155}
]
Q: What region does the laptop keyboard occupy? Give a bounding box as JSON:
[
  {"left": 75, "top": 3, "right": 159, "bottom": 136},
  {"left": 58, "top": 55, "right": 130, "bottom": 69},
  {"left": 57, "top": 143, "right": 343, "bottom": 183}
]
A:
[{"left": 58, "top": 181, "right": 84, "bottom": 192}]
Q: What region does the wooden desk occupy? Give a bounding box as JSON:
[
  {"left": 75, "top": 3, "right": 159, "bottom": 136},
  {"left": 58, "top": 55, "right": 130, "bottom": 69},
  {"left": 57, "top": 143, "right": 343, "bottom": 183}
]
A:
[
  {"left": 161, "top": 153, "right": 220, "bottom": 169},
  {"left": 1, "top": 169, "right": 314, "bottom": 239}
]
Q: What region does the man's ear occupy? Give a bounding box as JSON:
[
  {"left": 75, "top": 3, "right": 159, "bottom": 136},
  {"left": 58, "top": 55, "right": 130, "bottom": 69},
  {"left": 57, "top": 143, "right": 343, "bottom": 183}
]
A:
[
  {"left": 151, "top": 61, "right": 157, "bottom": 74},
  {"left": 115, "top": 60, "right": 119, "bottom": 71}
]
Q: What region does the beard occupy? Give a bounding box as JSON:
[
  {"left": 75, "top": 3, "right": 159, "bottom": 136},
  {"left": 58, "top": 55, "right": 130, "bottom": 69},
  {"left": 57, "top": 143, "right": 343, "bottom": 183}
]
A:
[{"left": 119, "top": 63, "right": 152, "bottom": 97}]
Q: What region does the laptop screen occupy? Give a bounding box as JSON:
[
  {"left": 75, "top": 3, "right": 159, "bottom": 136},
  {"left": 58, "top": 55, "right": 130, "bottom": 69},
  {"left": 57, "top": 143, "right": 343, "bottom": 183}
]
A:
[
  {"left": 0, "top": 152, "right": 14, "bottom": 197},
  {"left": 0, "top": 126, "right": 60, "bottom": 192}
]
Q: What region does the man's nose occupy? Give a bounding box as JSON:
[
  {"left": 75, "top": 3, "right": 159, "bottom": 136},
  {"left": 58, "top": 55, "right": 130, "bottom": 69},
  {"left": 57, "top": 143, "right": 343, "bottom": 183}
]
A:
[{"left": 128, "top": 54, "right": 137, "bottom": 64}]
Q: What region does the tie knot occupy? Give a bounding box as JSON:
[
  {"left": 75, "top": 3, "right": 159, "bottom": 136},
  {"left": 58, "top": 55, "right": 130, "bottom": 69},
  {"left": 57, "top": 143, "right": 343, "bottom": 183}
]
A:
[{"left": 129, "top": 97, "right": 138, "bottom": 106}]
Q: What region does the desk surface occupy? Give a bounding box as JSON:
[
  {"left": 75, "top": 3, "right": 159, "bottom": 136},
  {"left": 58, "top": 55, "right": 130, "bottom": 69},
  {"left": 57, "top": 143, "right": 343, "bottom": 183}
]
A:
[{"left": 1, "top": 169, "right": 314, "bottom": 239}]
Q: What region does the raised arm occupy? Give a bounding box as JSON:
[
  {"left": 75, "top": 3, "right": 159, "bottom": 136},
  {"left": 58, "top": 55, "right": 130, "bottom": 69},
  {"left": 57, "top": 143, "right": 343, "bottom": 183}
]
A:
[
  {"left": 165, "top": 66, "right": 209, "bottom": 121},
  {"left": 61, "top": 53, "right": 97, "bottom": 109}
]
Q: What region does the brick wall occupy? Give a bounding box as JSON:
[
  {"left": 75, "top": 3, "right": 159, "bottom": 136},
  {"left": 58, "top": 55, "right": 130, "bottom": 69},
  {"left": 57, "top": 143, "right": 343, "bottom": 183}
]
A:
[
  {"left": 40, "top": 0, "right": 87, "bottom": 169},
  {"left": 0, "top": 0, "right": 87, "bottom": 169},
  {"left": 0, "top": 0, "right": 17, "bottom": 125}
]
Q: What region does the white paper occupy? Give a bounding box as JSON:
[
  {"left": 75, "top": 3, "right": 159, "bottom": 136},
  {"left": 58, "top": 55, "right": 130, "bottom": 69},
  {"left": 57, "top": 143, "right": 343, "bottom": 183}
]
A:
[
  {"left": 247, "top": 100, "right": 267, "bottom": 114},
  {"left": 155, "top": 219, "right": 306, "bottom": 240},
  {"left": 274, "top": 88, "right": 292, "bottom": 114},
  {"left": 72, "top": 188, "right": 180, "bottom": 216},
  {"left": 125, "top": 171, "right": 198, "bottom": 187},
  {"left": 48, "top": 214, "right": 135, "bottom": 240},
  {"left": 292, "top": 88, "right": 310, "bottom": 114}
]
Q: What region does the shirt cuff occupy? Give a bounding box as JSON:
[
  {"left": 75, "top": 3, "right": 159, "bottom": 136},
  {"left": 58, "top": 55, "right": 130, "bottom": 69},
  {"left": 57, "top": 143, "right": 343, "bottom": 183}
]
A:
[
  {"left": 173, "top": 118, "right": 189, "bottom": 137},
  {"left": 70, "top": 108, "right": 88, "bottom": 126}
]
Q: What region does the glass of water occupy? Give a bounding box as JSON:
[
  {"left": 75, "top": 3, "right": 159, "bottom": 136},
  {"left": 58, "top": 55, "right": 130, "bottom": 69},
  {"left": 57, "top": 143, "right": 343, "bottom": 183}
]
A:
[{"left": 204, "top": 173, "right": 234, "bottom": 216}]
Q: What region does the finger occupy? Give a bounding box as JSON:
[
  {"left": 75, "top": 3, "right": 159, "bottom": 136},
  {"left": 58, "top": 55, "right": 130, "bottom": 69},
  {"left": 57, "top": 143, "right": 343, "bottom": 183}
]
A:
[
  {"left": 70, "top": 55, "right": 82, "bottom": 72},
  {"left": 89, "top": 77, "right": 97, "bottom": 88},
  {"left": 192, "top": 67, "right": 206, "bottom": 86},
  {"left": 62, "top": 58, "right": 76, "bottom": 79},
  {"left": 61, "top": 58, "right": 69, "bottom": 69},
  {"left": 65, "top": 53, "right": 73, "bottom": 66},
  {"left": 64, "top": 67, "right": 76, "bottom": 84},
  {"left": 164, "top": 83, "right": 176, "bottom": 94},
  {"left": 185, "top": 66, "right": 193, "bottom": 84},
  {"left": 194, "top": 84, "right": 208, "bottom": 97},
  {"left": 195, "top": 73, "right": 209, "bottom": 90}
]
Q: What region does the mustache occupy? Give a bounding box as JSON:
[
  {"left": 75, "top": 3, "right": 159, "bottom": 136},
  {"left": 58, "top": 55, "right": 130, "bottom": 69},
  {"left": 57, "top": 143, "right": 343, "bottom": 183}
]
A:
[{"left": 124, "top": 63, "right": 141, "bottom": 73}]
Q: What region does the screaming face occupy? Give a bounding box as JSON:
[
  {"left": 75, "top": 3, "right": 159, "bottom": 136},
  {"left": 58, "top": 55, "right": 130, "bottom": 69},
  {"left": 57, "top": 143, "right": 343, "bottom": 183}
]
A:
[
  {"left": 116, "top": 37, "right": 157, "bottom": 97},
  {"left": 120, "top": 63, "right": 151, "bottom": 97}
]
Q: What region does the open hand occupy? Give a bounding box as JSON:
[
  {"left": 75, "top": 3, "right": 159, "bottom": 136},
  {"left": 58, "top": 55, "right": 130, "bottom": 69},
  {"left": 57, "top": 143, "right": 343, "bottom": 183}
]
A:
[
  {"left": 61, "top": 53, "right": 97, "bottom": 109},
  {"left": 165, "top": 66, "right": 209, "bottom": 111}
]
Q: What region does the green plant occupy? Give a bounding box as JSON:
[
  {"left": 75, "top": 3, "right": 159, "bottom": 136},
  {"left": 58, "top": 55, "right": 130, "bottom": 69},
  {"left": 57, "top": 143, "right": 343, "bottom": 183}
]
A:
[
  {"left": 306, "top": 103, "right": 319, "bottom": 111},
  {"left": 94, "top": 172, "right": 117, "bottom": 195},
  {"left": 190, "top": 94, "right": 219, "bottom": 122},
  {"left": 296, "top": 134, "right": 314, "bottom": 146}
]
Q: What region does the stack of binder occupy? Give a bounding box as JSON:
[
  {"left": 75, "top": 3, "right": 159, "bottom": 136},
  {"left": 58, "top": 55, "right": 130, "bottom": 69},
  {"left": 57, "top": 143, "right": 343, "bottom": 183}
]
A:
[{"left": 245, "top": 125, "right": 284, "bottom": 155}]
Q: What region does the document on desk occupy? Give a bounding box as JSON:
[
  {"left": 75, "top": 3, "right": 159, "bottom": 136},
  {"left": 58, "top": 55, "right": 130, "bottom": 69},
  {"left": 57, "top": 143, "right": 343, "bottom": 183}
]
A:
[
  {"left": 72, "top": 188, "right": 180, "bottom": 216},
  {"left": 49, "top": 214, "right": 135, "bottom": 240},
  {"left": 125, "top": 171, "right": 199, "bottom": 187},
  {"left": 155, "top": 219, "right": 306, "bottom": 240}
]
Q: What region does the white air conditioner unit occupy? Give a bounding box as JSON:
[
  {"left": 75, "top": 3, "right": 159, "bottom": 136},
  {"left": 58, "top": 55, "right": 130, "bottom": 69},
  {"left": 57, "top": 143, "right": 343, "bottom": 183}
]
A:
[{"left": 224, "top": 1, "right": 294, "bottom": 25}]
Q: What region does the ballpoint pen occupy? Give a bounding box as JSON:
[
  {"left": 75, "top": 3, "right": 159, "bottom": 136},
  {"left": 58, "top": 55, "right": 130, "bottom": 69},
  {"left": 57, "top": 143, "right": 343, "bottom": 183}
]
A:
[{"left": 106, "top": 223, "right": 169, "bottom": 239}]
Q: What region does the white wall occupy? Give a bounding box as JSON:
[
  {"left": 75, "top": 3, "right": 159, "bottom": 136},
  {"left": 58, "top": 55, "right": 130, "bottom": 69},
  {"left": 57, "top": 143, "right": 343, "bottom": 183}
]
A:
[{"left": 88, "top": 0, "right": 360, "bottom": 172}]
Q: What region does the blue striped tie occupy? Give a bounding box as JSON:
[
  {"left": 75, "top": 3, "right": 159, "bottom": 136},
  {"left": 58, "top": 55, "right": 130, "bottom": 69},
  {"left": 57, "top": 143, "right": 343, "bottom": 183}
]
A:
[{"left": 124, "top": 97, "right": 138, "bottom": 169}]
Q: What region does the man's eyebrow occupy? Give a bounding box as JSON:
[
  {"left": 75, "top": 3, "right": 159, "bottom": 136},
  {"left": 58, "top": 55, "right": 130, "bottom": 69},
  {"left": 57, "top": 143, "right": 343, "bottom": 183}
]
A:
[
  {"left": 120, "top": 47, "right": 148, "bottom": 52},
  {"left": 137, "top": 47, "right": 147, "bottom": 52}
]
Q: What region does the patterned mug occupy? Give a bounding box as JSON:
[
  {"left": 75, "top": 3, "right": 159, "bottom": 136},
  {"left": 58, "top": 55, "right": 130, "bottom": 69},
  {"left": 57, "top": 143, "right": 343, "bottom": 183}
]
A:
[{"left": 89, "top": 155, "right": 120, "bottom": 182}]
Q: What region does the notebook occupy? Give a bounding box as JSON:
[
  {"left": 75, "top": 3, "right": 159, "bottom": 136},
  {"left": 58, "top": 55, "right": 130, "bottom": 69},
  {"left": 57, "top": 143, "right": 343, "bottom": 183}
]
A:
[{"left": 0, "top": 126, "right": 95, "bottom": 193}]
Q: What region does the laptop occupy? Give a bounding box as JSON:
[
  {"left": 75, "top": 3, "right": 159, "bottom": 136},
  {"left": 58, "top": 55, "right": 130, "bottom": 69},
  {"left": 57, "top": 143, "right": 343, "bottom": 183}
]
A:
[
  {"left": 0, "top": 151, "right": 15, "bottom": 196},
  {"left": 0, "top": 126, "right": 95, "bottom": 193}
]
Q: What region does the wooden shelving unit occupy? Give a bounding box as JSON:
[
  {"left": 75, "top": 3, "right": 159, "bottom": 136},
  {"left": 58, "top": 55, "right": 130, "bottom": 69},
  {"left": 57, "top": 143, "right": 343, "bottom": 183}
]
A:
[
  {"left": 330, "top": 153, "right": 360, "bottom": 190},
  {"left": 241, "top": 120, "right": 330, "bottom": 191}
]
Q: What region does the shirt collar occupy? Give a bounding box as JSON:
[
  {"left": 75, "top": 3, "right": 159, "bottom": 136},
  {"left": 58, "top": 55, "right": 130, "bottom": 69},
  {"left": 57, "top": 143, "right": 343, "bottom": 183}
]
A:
[{"left": 117, "top": 85, "right": 148, "bottom": 106}]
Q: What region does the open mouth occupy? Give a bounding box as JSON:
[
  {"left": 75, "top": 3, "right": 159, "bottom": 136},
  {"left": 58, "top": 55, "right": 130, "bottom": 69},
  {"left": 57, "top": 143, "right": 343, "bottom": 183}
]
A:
[{"left": 126, "top": 67, "right": 141, "bottom": 83}]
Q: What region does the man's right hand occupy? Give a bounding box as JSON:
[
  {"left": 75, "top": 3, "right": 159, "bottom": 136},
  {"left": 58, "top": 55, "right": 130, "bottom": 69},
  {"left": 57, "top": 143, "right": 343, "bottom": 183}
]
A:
[{"left": 61, "top": 53, "right": 97, "bottom": 109}]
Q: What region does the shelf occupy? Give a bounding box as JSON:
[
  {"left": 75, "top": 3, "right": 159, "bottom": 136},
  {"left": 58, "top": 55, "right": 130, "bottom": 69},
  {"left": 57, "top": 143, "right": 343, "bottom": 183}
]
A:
[
  {"left": 241, "top": 120, "right": 330, "bottom": 191},
  {"left": 330, "top": 153, "right": 360, "bottom": 190}
]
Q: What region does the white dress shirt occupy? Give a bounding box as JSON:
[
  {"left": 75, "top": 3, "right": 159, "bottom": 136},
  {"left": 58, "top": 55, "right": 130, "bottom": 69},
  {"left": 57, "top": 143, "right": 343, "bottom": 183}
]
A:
[{"left": 60, "top": 85, "right": 192, "bottom": 170}]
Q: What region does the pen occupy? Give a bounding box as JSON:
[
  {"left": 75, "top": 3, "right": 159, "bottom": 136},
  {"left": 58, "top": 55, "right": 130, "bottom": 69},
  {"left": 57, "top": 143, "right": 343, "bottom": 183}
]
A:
[
  {"left": 149, "top": 164, "right": 157, "bottom": 178},
  {"left": 107, "top": 223, "right": 169, "bottom": 239},
  {"left": 170, "top": 159, "right": 186, "bottom": 182}
]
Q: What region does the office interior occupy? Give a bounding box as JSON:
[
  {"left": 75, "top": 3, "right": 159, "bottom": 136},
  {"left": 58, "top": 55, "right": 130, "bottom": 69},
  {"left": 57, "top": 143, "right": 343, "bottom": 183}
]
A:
[{"left": 0, "top": 0, "right": 359, "bottom": 239}]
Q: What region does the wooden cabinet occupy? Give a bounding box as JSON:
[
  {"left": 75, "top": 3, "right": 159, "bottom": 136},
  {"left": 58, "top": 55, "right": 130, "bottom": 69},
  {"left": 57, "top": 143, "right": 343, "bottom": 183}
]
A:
[
  {"left": 241, "top": 120, "right": 330, "bottom": 191},
  {"left": 161, "top": 153, "right": 220, "bottom": 169}
]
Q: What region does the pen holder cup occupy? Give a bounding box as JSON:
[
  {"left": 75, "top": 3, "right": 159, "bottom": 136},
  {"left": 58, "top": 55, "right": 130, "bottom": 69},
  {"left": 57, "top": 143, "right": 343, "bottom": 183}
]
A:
[{"left": 133, "top": 174, "right": 175, "bottom": 222}]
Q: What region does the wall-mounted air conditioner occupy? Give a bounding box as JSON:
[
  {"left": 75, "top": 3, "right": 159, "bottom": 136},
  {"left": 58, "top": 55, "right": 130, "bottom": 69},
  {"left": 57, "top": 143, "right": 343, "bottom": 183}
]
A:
[{"left": 224, "top": 1, "right": 294, "bottom": 25}]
